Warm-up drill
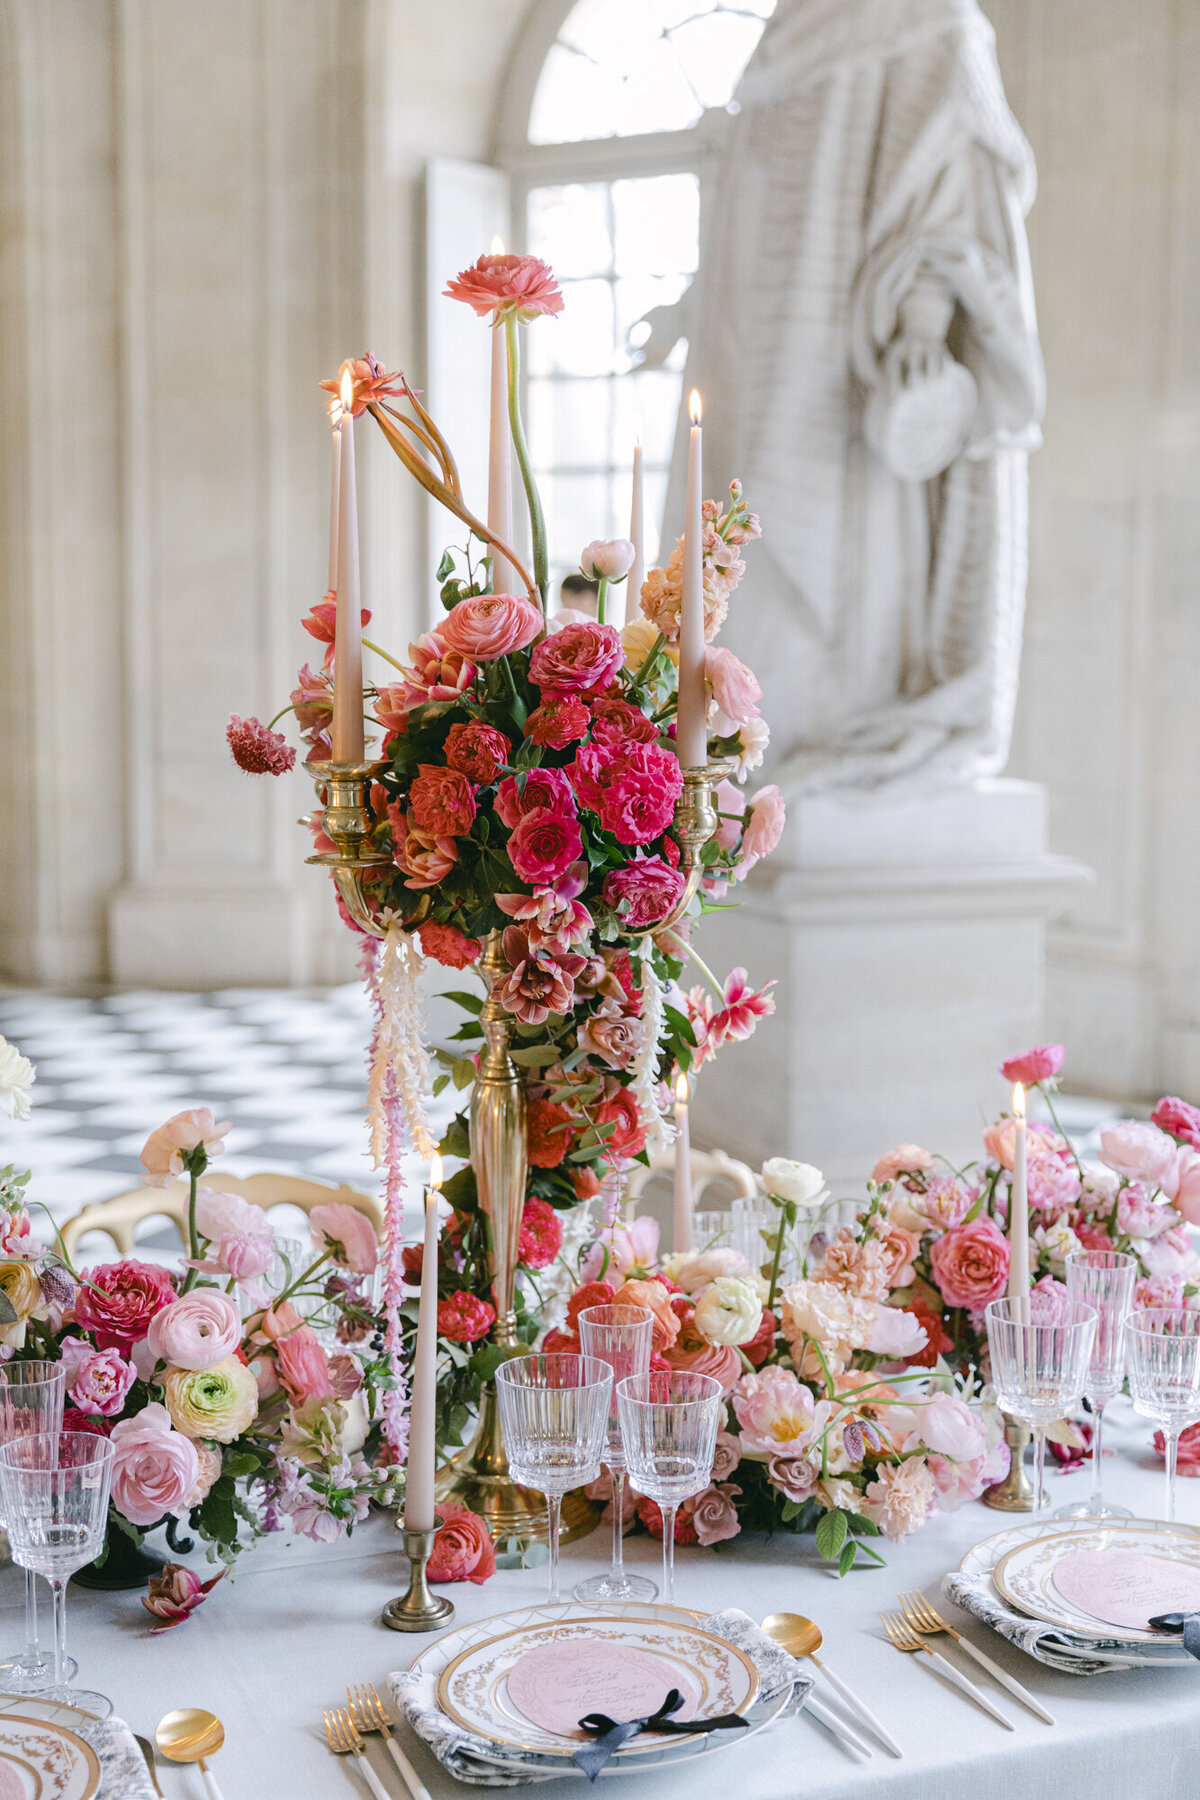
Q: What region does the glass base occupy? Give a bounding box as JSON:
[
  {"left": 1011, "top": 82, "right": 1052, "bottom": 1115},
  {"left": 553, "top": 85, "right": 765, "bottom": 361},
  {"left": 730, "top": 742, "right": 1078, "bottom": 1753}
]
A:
[
  {"left": 573, "top": 1570, "right": 658, "bottom": 1604},
  {"left": 1053, "top": 1499, "right": 1133, "bottom": 1521},
  {"left": 34, "top": 1686, "right": 111, "bottom": 1732},
  {"left": 0, "top": 1651, "right": 77, "bottom": 1691}
]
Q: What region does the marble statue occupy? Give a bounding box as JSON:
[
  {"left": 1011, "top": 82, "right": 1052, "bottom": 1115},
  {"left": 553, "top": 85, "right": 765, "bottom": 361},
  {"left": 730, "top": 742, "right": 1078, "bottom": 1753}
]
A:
[{"left": 644, "top": 0, "right": 1045, "bottom": 795}]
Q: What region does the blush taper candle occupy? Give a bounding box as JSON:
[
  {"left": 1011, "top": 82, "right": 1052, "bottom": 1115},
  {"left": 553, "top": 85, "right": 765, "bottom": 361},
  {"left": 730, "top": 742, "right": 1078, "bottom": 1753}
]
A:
[
  {"left": 675, "top": 391, "right": 707, "bottom": 768},
  {"left": 404, "top": 1153, "right": 443, "bottom": 1532},
  {"left": 331, "top": 364, "right": 365, "bottom": 763}
]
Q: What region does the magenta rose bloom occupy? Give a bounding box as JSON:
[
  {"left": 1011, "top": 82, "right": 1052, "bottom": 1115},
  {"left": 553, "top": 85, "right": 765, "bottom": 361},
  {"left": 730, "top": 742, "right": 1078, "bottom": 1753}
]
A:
[
  {"left": 494, "top": 767, "right": 576, "bottom": 829},
  {"left": 603, "top": 857, "right": 686, "bottom": 929},
  {"left": 529, "top": 621, "right": 623, "bottom": 693},
  {"left": 74, "top": 1260, "right": 176, "bottom": 1350},
  {"left": 408, "top": 765, "right": 478, "bottom": 837},
  {"left": 110, "top": 1403, "right": 201, "bottom": 1528},
  {"left": 438, "top": 593, "right": 543, "bottom": 661},
  {"left": 929, "top": 1218, "right": 1010, "bottom": 1310},
  {"left": 508, "top": 808, "right": 584, "bottom": 885},
  {"left": 1152, "top": 1096, "right": 1200, "bottom": 1148},
  {"left": 999, "top": 1044, "right": 1065, "bottom": 1085}
]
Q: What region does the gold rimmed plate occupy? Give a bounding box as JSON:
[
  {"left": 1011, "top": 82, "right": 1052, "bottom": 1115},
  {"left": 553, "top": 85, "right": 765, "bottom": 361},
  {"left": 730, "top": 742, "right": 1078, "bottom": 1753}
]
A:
[
  {"left": 0, "top": 1717, "right": 100, "bottom": 1800},
  {"left": 993, "top": 1519, "right": 1200, "bottom": 1642}
]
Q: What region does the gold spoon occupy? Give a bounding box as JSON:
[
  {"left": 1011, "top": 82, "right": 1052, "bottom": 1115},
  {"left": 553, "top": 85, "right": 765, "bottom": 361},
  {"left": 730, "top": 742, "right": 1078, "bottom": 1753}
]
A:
[
  {"left": 762, "top": 1611, "right": 903, "bottom": 1758},
  {"left": 156, "top": 1708, "right": 227, "bottom": 1800}
]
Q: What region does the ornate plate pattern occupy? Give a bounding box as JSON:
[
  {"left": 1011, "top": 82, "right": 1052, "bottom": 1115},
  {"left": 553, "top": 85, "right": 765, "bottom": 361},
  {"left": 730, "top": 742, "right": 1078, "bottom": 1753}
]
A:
[
  {"left": 0, "top": 1719, "right": 99, "bottom": 1800},
  {"left": 993, "top": 1519, "right": 1200, "bottom": 1642}
]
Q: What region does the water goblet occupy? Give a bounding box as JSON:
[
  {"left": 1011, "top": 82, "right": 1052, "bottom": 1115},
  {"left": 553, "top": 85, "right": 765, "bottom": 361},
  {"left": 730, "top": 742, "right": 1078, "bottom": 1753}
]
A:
[
  {"left": 0, "top": 1360, "right": 74, "bottom": 1694},
  {"left": 0, "top": 1431, "right": 116, "bottom": 1722},
  {"left": 574, "top": 1305, "right": 656, "bottom": 1604},
  {"left": 1057, "top": 1249, "right": 1137, "bottom": 1520},
  {"left": 616, "top": 1370, "right": 723, "bottom": 1604},
  {"left": 985, "top": 1296, "right": 1096, "bottom": 1516},
  {"left": 691, "top": 1211, "right": 733, "bottom": 1251},
  {"left": 1126, "top": 1307, "right": 1200, "bottom": 1523},
  {"left": 495, "top": 1353, "right": 612, "bottom": 1605}
]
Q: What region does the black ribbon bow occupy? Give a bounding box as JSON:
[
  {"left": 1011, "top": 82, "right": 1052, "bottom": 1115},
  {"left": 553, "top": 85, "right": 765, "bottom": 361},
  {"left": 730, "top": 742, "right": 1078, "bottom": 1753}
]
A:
[
  {"left": 1148, "top": 1612, "right": 1200, "bottom": 1659},
  {"left": 572, "top": 1686, "right": 748, "bottom": 1781}
]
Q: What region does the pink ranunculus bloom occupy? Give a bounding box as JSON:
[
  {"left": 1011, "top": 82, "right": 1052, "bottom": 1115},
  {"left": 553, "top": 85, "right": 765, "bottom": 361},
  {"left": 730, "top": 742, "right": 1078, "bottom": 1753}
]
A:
[
  {"left": 878, "top": 1223, "right": 921, "bottom": 1288},
  {"left": 871, "top": 1144, "right": 936, "bottom": 1185},
  {"left": 427, "top": 1503, "right": 498, "bottom": 1584},
  {"left": 74, "top": 1260, "right": 177, "bottom": 1350},
  {"left": 146, "top": 1289, "right": 242, "bottom": 1372},
  {"left": 688, "top": 1481, "right": 742, "bottom": 1546},
  {"left": 733, "top": 1365, "right": 817, "bottom": 1456},
  {"left": 438, "top": 593, "right": 544, "bottom": 662},
  {"left": 392, "top": 813, "right": 458, "bottom": 890},
  {"left": 1098, "top": 1119, "right": 1179, "bottom": 1188},
  {"left": 140, "top": 1109, "right": 232, "bottom": 1187},
  {"left": 226, "top": 715, "right": 296, "bottom": 776},
  {"left": 309, "top": 1203, "right": 378, "bottom": 1276},
  {"left": 739, "top": 784, "right": 785, "bottom": 870},
  {"left": 409, "top": 765, "right": 478, "bottom": 838},
  {"left": 318, "top": 353, "right": 405, "bottom": 416},
  {"left": 110, "top": 1402, "right": 201, "bottom": 1528},
  {"left": 1160, "top": 1145, "right": 1200, "bottom": 1225},
  {"left": 59, "top": 1340, "right": 136, "bottom": 1418},
  {"left": 143, "top": 1561, "right": 226, "bottom": 1633},
  {"left": 580, "top": 1215, "right": 660, "bottom": 1284},
  {"left": 705, "top": 645, "right": 761, "bottom": 732},
  {"left": 494, "top": 767, "right": 577, "bottom": 829},
  {"left": 276, "top": 1326, "right": 335, "bottom": 1403},
  {"left": 1000, "top": 1044, "right": 1065, "bottom": 1085},
  {"left": 602, "top": 857, "right": 686, "bottom": 931},
  {"left": 663, "top": 1340, "right": 743, "bottom": 1393},
  {"left": 444, "top": 252, "right": 563, "bottom": 322},
  {"left": 529, "top": 620, "right": 624, "bottom": 693},
  {"left": 508, "top": 808, "right": 584, "bottom": 886},
  {"left": 929, "top": 1217, "right": 1011, "bottom": 1310},
  {"left": 1152, "top": 1095, "right": 1200, "bottom": 1149}
]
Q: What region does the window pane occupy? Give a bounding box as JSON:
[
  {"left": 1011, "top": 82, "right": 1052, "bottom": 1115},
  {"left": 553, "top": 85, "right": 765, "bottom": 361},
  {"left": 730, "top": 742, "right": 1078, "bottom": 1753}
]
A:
[
  {"left": 612, "top": 174, "right": 699, "bottom": 278},
  {"left": 528, "top": 377, "right": 613, "bottom": 472},
  {"left": 526, "top": 279, "right": 614, "bottom": 378},
  {"left": 527, "top": 183, "right": 613, "bottom": 280}
]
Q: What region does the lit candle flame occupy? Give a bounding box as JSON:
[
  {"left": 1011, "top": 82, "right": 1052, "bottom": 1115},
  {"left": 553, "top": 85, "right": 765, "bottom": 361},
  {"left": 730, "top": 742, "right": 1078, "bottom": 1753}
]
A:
[
  {"left": 689, "top": 389, "right": 702, "bottom": 426},
  {"left": 339, "top": 364, "right": 354, "bottom": 416},
  {"left": 1012, "top": 1082, "right": 1026, "bottom": 1119},
  {"left": 490, "top": 234, "right": 506, "bottom": 256},
  {"left": 429, "top": 1150, "right": 444, "bottom": 1191},
  {"left": 675, "top": 1070, "right": 689, "bottom": 1106}
]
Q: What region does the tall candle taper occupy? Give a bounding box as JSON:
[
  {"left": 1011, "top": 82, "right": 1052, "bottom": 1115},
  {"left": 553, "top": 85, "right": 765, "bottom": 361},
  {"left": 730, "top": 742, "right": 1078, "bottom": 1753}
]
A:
[
  {"left": 676, "top": 391, "right": 707, "bottom": 768},
  {"left": 327, "top": 396, "right": 342, "bottom": 592},
  {"left": 488, "top": 236, "right": 517, "bottom": 594},
  {"left": 404, "top": 1153, "right": 443, "bottom": 1533},
  {"left": 673, "top": 1071, "right": 693, "bottom": 1253},
  {"left": 623, "top": 439, "right": 644, "bottom": 633},
  {"left": 331, "top": 365, "right": 365, "bottom": 762},
  {"left": 1007, "top": 1083, "right": 1030, "bottom": 1322}
]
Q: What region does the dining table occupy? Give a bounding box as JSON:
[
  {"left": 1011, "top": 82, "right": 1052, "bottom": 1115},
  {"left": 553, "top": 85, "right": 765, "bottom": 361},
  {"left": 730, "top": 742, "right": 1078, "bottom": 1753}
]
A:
[{"left": 14, "top": 1396, "right": 1198, "bottom": 1800}]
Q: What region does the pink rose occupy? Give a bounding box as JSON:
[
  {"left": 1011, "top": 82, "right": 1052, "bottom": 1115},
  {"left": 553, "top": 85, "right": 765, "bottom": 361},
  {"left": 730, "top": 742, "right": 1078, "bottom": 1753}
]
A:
[
  {"left": 60, "top": 1340, "right": 136, "bottom": 1418},
  {"left": 711, "top": 1428, "right": 742, "bottom": 1483},
  {"left": 508, "top": 808, "right": 584, "bottom": 885},
  {"left": 1000, "top": 1044, "right": 1065, "bottom": 1085},
  {"left": 662, "top": 1340, "right": 743, "bottom": 1393},
  {"left": 494, "top": 767, "right": 576, "bottom": 829},
  {"left": 705, "top": 645, "right": 761, "bottom": 730},
  {"left": 438, "top": 593, "right": 543, "bottom": 662},
  {"left": 687, "top": 1481, "right": 742, "bottom": 1546},
  {"left": 409, "top": 765, "right": 478, "bottom": 838},
  {"left": 740, "top": 784, "right": 785, "bottom": 869},
  {"left": 589, "top": 696, "right": 659, "bottom": 748},
  {"left": 427, "top": 1503, "right": 498, "bottom": 1585},
  {"left": 146, "top": 1290, "right": 242, "bottom": 1372},
  {"left": 310, "top": 1203, "right": 378, "bottom": 1275},
  {"left": 140, "top": 1108, "right": 231, "bottom": 1187},
  {"left": 276, "top": 1326, "right": 335, "bottom": 1403},
  {"left": 928, "top": 1217, "right": 1010, "bottom": 1310},
  {"left": 110, "top": 1402, "right": 201, "bottom": 1528},
  {"left": 871, "top": 1144, "right": 935, "bottom": 1184},
  {"left": 603, "top": 857, "right": 686, "bottom": 930},
  {"left": 767, "top": 1450, "right": 820, "bottom": 1504},
  {"left": 1160, "top": 1146, "right": 1200, "bottom": 1225},
  {"left": 879, "top": 1224, "right": 920, "bottom": 1287},
  {"left": 1099, "top": 1120, "right": 1179, "bottom": 1188},
  {"left": 1152, "top": 1096, "right": 1200, "bottom": 1149},
  {"left": 74, "top": 1260, "right": 177, "bottom": 1350},
  {"left": 529, "top": 621, "right": 623, "bottom": 693}
]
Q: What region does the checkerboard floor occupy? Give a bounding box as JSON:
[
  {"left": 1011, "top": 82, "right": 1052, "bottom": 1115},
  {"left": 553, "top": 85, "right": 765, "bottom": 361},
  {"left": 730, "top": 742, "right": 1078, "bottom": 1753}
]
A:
[{"left": 0, "top": 985, "right": 455, "bottom": 1241}]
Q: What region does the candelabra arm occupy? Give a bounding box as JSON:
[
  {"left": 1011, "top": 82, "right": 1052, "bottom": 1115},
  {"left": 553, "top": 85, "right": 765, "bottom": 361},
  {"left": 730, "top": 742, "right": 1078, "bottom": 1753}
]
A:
[
  {"left": 305, "top": 759, "right": 392, "bottom": 939},
  {"left": 617, "top": 756, "right": 737, "bottom": 940}
]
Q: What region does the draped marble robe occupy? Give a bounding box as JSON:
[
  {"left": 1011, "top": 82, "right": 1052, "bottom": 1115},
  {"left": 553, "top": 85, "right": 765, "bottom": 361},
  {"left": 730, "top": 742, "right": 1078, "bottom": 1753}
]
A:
[{"left": 661, "top": 0, "right": 1045, "bottom": 795}]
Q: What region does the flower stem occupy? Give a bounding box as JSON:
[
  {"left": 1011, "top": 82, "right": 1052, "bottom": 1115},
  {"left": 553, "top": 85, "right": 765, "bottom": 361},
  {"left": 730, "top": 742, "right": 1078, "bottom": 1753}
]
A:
[
  {"left": 1039, "top": 1082, "right": 1085, "bottom": 1181},
  {"left": 596, "top": 577, "right": 609, "bottom": 625},
  {"left": 504, "top": 312, "right": 548, "bottom": 613},
  {"left": 362, "top": 635, "right": 407, "bottom": 674},
  {"left": 765, "top": 1196, "right": 787, "bottom": 1314},
  {"left": 626, "top": 633, "right": 668, "bottom": 702},
  {"left": 682, "top": 942, "right": 725, "bottom": 1000},
  {"left": 267, "top": 703, "right": 296, "bottom": 730},
  {"left": 181, "top": 1165, "right": 201, "bottom": 1294}
]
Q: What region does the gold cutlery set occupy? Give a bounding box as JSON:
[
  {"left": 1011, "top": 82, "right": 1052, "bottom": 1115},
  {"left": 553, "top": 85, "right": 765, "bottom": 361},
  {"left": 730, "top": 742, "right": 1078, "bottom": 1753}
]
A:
[
  {"left": 324, "top": 1682, "right": 432, "bottom": 1800},
  {"left": 880, "top": 1592, "right": 1055, "bottom": 1733}
]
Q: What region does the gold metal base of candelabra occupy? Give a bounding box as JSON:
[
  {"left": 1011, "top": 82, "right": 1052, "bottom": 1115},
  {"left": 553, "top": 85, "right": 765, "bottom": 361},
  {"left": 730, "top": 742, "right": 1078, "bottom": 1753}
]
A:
[
  {"left": 381, "top": 1522, "right": 456, "bottom": 1632},
  {"left": 983, "top": 1413, "right": 1043, "bottom": 1512},
  {"left": 431, "top": 1382, "right": 603, "bottom": 1547}
]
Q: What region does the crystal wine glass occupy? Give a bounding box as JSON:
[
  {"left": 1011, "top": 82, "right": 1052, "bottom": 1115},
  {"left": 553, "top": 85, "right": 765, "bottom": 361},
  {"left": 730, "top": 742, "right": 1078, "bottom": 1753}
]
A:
[
  {"left": 985, "top": 1295, "right": 1096, "bottom": 1516},
  {"left": 0, "top": 1360, "right": 74, "bottom": 1694},
  {"left": 1126, "top": 1307, "right": 1200, "bottom": 1523},
  {"left": 574, "top": 1304, "right": 656, "bottom": 1604},
  {"left": 691, "top": 1211, "right": 733, "bottom": 1251},
  {"left": 1058, "top": 1249, "right": 1137, "bottom": 1520},
  {"left": 495, "top": 1353, "right": 612, "bottom": 1605},
  {"left": 0, "top": 1431, "right": 116, "bottom": 1722},
  {"left": 616, "top": 1370, "right": 722, "bottom": 1604}
]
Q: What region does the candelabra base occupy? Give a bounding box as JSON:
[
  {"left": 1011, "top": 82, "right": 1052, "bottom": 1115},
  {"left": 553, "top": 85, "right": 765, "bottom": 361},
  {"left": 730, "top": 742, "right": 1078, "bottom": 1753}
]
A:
[
  {"left": 983, "top": 1413, "right": 1044, "bottom": 1512},
  {"left": 382, "top": 1523, "right": 456, "bottom": 1633},
  {"left": 432, "top": 1383, "right": 602, "bottom": 1547}
]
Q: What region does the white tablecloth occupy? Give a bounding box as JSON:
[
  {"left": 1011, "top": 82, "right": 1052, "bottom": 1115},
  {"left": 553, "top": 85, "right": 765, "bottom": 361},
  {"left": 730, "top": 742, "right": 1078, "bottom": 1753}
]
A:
[{"left": 12, "top": 1398, "right": 1198, "bottom": 1800}]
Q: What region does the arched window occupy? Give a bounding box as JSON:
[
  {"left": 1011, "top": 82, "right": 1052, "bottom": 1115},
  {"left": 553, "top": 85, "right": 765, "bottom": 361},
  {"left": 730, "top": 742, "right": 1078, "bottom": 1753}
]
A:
[{"left": 497, "top": 0, "right": 775, "bottom": 591}]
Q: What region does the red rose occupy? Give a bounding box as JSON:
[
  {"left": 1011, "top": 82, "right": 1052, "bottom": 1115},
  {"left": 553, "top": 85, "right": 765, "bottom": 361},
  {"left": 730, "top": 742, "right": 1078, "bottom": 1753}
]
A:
[
  {"left": 529, "top": 621, "right": 624, "bottom": 693},
  {"left": 527, "top": 1098, "right": 575, "bottom": 1169},
  {"left": 73, "top": 1260, "right": 177, "bottom": 1350},
  {"left": 494, "top": 768, "right": 576, "bottom": 829},
  {"left": 508, "top": 809, "right": 584, "bottom": 885},
  {"left": 442, "top": 720, "right": 510, "bottom": 784},
  {"left": 595, "top": 1089, "right": 647, "bottom": 1163},
  {"left": 526, "top": 694, "right": 591, "bottom": 748},
  {"left": 929, "top": 1218, "right": 1010, "bottom": 1311},
  {"left": 999, "top": 1044, "right": 1065, "bottom": 1085},
  {"left": 589, "top": 696, "right": 658, "bottom": 748},
  {"left": 409, "top": 765, "right": 478, "bottom": 837},
  {"left": 416, "top": 921, "right": 482, "bottom": 969},
  {"left": 636, "top": 1495, "right": 699, "bottom": 1543},
  {"left": 427, "top": 1503, "right": 497, "bottom": 1585},
  {"left": 437, "top": 1291, "right": 496, "bottom": 1343},
  {"left": 603, "top": 857, "right": 686, "bottom": 930},
  {"left": 566, "top": 1280, "right": 617, "bottom": 1334},
  {"left": 518, "top": 1198, "right": 563, "bottom": 1271},
  {"left": 1152, "top": 1097, "right": 1200, "bottom": 1149}
]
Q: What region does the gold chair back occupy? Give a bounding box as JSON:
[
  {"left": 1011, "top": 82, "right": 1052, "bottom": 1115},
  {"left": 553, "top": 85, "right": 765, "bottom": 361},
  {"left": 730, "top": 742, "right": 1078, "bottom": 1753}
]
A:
[{"left": 60, "top": 1173, "right": 382, "bottom": 1259}]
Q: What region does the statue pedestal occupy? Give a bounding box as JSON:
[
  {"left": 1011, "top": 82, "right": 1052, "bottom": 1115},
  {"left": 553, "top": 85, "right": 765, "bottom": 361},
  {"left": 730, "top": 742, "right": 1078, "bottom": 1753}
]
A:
[{"left": 695, "top": 780, "right": 1092, "bottom": 1193}]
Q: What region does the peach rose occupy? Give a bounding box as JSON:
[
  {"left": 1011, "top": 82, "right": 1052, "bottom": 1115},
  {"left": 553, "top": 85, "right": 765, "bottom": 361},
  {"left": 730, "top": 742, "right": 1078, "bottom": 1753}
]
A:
[
  {"left": 427, "top": 1503, "right": 498, "bottom": 1585},
  {"left": 928, "top": 1217, "right": 1010, "bottom": 1310},
  {"left": 871, "top": 1144, "right": 935, "bottom": 1184},
  {"left": 878, "top": 1224, "right": 920, "bottom": 1288},
  {"left": 612, "top": 1278, "right": 679, "bottom": 1353}
]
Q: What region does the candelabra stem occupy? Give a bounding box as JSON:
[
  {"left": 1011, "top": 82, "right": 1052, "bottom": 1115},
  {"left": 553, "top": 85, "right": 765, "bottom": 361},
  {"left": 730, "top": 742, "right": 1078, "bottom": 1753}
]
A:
[
  {"left": 382, "top": 1523, "right": 455, "bottom": 1632},
  {"left": 983, "top": 1413, "right": 1042, "bottom": 1512}
]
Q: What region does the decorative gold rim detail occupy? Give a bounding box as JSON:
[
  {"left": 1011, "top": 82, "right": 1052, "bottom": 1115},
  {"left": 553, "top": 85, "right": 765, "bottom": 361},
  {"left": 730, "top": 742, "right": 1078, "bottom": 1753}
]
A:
[
  {"left": 992, "top": 1522, "right": 1200, "bottom": 1640},
  {"left": 0, "top": 1715, "right": 101, "bottom": 1800}
]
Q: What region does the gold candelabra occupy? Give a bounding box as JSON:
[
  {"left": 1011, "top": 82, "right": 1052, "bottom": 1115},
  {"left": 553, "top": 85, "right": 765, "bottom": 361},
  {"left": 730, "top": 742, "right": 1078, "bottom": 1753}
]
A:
[{"left": 307, "top": 750, "right": 734, "bottom": 1542}]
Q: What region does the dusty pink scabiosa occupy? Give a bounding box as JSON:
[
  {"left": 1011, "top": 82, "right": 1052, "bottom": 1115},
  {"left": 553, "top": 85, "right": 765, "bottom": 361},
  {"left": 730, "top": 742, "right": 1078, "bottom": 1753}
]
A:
[{"left": 226, "top": 714, "right": 296, "bottom": 776}]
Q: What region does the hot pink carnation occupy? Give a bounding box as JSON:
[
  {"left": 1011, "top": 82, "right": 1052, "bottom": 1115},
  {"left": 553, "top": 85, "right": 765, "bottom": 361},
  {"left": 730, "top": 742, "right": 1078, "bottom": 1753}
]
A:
[
  {"left": 929, "top": 1217, "right": 1010, "bottom": 1310},
  {"left": 438, "top": 1291, "right": 496, "bottom": 1343},
  {"left": 589, "top": 696, "right": 659, "bottom": 748},
  {"left": 146, "top": 1290, "right": 242, "bottom": 1372},
  {"left": 110, "top": 1403, "right": 201, "bottom": 1528},
  {"left": 1000, "top": 1044, "right": 1065, "bottom": 1085},
  {"left": 438, "top": 593, "right": 543, "bottom": 662},
  {"left": 74, "top": 1260, "right": 177, "bottom": 1350},
  {"left": 310, "top": 1203, "right": 378, "bottom": 1275},
  {"left": 569, "top": 741, "right": 683, "bottom": 845},
  {"left": 603, "top": 857, "right": 686, "bottom": 930},
  {"left": 518, "top": 1198, "right": 563, "bottom": 1271},
  {"left": 529, "top": 621, "right": 623, "bottom": 693}
]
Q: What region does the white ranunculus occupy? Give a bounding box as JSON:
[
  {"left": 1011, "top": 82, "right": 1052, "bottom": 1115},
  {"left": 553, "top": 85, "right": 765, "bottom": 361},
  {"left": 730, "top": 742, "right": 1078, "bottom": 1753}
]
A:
[
  {"left": 694, "top": 1275, "right": 763, "bottom": 1346},
  {"left": 0, "top": 1039, "right": 35, "bottom": 1123},
  {"left": 760, "top": 1157, "right": 828, "bottom": 1210},
  {"left": 580, "top": 537, "right": 636, "bottom": 581}
]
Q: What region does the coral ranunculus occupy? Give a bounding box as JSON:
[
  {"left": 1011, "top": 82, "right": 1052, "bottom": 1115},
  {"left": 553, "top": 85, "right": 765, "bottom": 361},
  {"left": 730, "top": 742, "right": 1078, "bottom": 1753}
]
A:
[
  {"left": 999, "top": 1044, "right": 1065, "bottom": 1085},
  {"left": 526, "top": 1097, "right": 574, "bottom": 1169},
  {"left": 929, "top": 1217, "right": 1011, "bottom": 1310},
  {"left": 427, "top": 1503, "right": 498, "bottom": 1584},
  {"left": 408, "top": 765, "right": 478, "bottom": 838},
  {"left": 444, "top": 252, "right": 563, "bottom": 322},
  {"left": 438, "top": 593, "right": 543, "bottom": 661}
]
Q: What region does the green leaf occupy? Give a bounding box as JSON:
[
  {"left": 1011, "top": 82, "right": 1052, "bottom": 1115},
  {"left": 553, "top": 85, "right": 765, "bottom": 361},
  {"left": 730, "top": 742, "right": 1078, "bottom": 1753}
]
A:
[
  {"left": 662, "top": 1005, "right": 697, "bottom": 1047},
  {"left": 451, "top": 1059, "right": 475, "bottom": 1090},
  {"left": 814, "top": 1507, "right": 849, "bottom": 1562},
  {"left": 443, "top": 990, "right": 484, "bottom": 1015},
  {"left": 222, "top": 1451, "right": 264, "bottom": 1480},
  {"left": 198, "top": 1475, "right": 239, "bottom": 1548},
  {"left": 432, "top": 1074, "right": 450, "bottom": 1097},
  {"left": 435, "top": 549, "right": 456, "bottom": 582},
  {"left": 838, "top": 1539, "right": 858, "bottom": 1577},
  {"left": 448, "top": 1022, "right": 484, "bottom": 1042},
  {"left": 510, "top": 1045, "right": 560, "bottom": 1069}
]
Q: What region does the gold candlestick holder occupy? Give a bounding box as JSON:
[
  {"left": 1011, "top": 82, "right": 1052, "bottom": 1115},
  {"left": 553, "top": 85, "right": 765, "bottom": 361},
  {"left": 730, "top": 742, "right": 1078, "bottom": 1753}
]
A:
[
  {"left": 305, "top": 759, "right": 391, "bottom": 938},
  {"left": 381, "top": 1521, "right": 456, "bottom": 1632},
  {"left": 616, "top": 757, "right": 738, "bottom": 940},
  {"left": 983, "top": 1413, "right": 1040, "bottom": 1511}
]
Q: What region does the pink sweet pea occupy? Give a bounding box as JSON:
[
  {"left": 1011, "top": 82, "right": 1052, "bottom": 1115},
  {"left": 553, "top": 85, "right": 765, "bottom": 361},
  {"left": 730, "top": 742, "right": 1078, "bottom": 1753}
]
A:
[
  {"left": 140, "top": 1109, "right": 231, "bottom": 1187},
  {"left": 309, "top": 1203, "right": 378, "bottom": 1275},
  {"left": 1000, "top": 1044, "right": 1065, "bottom": 1085}
]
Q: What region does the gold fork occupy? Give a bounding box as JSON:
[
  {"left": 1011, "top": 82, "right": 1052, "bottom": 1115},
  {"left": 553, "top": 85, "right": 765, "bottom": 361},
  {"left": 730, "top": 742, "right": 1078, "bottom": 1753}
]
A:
[
  {"left": 897, "top": 1591, "right": 1055, "bottom": 1724},
  {"left": 348, "top": 1681, "right": 433, "bottom": 1800},
  {"left": 323, "top": 1707, "right": 391, "bottom": 1799},
  {"left": 881, "top": 1612, "right": 1014, "bottom": 1728}
]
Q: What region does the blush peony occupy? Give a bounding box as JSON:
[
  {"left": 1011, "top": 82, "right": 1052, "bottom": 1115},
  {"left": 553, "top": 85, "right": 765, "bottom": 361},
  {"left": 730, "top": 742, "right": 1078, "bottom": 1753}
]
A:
[
  {"left": 733, "top": 1366, "right": 817, "bottom": 1455},
  {"left": 740, "top": 784, "right": 786, "bottom": 869},
  {"left": 705, "top": 645, "right": 761, "bottom": 730},
  {"left": 929, "top": 1217, "right": 1011, "bottom": 1310},
  {"left": 1099, "top": 1120, "right": 1180, "bottom": 1188},
  {"left": 438, "top": 593, "right": 543, "bottom": 661}
]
